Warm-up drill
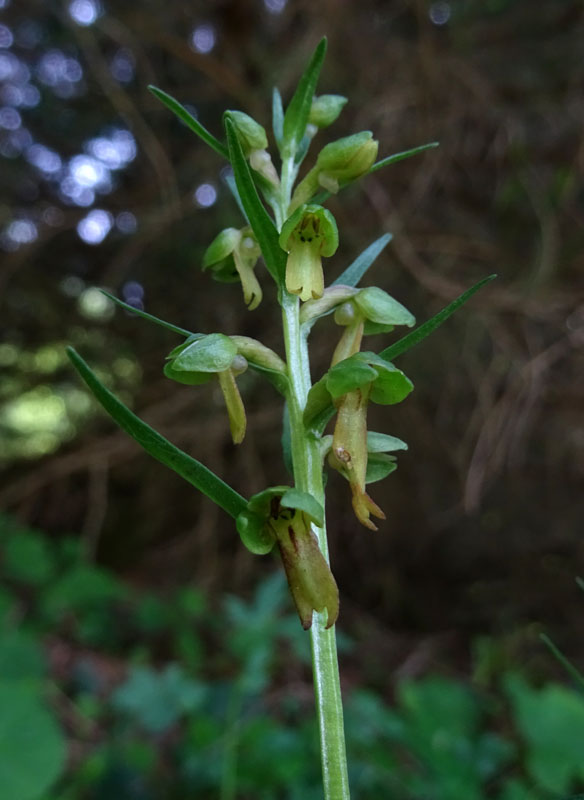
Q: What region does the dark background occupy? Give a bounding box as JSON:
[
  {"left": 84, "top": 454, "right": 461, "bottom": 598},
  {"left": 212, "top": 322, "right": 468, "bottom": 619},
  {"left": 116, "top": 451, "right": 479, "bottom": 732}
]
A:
[{"left": 1, "top": 0, "right": 583, "bottom": 675}]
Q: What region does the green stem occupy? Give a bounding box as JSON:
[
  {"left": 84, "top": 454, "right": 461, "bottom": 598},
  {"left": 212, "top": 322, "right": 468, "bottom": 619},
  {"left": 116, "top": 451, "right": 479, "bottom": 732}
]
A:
[{"left": 281, "top": 290, "right": 351, "bottom": 800}]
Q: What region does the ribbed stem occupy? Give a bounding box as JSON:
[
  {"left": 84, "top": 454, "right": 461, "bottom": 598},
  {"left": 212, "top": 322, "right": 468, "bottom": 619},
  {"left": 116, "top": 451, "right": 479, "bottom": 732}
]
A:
[{"left": 281, "top": 291, "right": 351, "bottom": 800}]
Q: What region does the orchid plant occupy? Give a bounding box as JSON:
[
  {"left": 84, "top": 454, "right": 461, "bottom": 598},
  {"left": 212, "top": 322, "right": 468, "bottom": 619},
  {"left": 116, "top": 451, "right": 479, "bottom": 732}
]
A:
[{"left": 67, "top": 38, "right": 494, "bottom": 800}]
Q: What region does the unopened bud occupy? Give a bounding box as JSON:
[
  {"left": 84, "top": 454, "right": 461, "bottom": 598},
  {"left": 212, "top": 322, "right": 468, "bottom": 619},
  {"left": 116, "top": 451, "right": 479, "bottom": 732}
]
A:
[{"left": 309, "top": 94, "right": 348, "bottom": 129}]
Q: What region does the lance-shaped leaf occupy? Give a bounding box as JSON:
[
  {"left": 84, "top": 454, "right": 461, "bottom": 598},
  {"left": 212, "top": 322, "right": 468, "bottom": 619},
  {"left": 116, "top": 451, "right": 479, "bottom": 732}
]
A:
[
  {"left": 66, "top": 348, "right": 247, "bottom": 519},
  {"left": 282, "top": 37, "right": 327, "bottom": 154},
  {"left": 148, "top": 85, "right": 228, "bottom": 159},
  {"left": 369, "top": 141, "right": 440, "bottom": 174},
  {"left": 101, "top": 291, "right": 194, "bottom": 337},
  {"left": 224, "top": 115, "right": 286, "bottom": 285},
  {"left": 332, "top": 233, "right": 393, "bottom": 289},
  {"left": 379, "top": 275, "right": 497, "bottom": 362}
]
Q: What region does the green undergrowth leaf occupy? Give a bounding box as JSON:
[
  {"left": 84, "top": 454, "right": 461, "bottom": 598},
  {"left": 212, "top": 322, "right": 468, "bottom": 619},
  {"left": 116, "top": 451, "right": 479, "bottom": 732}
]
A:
[
  {"left": 148, "top": 85, "right": 228, "bottom": 159},
  {"left": 67, "top": 347, "right": 247, "bottom": 519},
  {"left": 506, "top": 674, "right": 584, "bottom": 793},
  {"left": 112, "top": 664, "right": 205, "bottom": 734},
  {"left": 224, "top": 115, "right": 286, "bottom": 284},
  {"left": 333, "top": 233, "right": 392, "bottom": 288},
  {"left": 282, "top": 38, "right": 327, "bottom": 153},
  {"left": 101, "top": 291, "right": 193, "bottom": 337},
  {"left": 0, "top": 682, "right": 66, "bottom": 800},
  {"left": 379, "top": 275, "right": 496, "bottom": 362}
]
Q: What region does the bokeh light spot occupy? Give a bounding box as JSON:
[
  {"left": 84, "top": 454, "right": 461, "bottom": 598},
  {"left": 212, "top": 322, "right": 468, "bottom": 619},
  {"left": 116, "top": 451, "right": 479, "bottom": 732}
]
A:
[
  {"left": 68, "top": 0, "right": 100, "bottom": 26},
  {"left": 76, "top": 209, "right": 113, "bottom": 244},
  {"left": 190, "top": 24, "right": 216, "bottom": 54},
  {"left": 194, "top": 183, "right": 217, "bottom": 208}
]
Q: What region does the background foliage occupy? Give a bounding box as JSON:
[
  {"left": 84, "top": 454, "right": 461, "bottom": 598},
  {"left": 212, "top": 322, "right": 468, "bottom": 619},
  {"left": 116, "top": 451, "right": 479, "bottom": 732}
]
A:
[{"left": 1, "top": 0, "right": 583, "bottom": 796}]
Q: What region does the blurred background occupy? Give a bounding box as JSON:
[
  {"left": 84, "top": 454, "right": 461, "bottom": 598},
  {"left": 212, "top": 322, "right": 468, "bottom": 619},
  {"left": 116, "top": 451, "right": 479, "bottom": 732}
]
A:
[{"left": 1, "top": 0, "right": 583, "bottom": 797}]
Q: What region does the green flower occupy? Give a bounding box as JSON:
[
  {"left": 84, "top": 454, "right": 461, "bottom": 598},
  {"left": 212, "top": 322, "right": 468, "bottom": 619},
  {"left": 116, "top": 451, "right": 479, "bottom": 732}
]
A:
[
  {"left": 226, "top": 110, "right": 279, "bottom": 188},
  {"left": 279, "top": 204, "right": 339, "bottom": 302},
  {"left": 202, "top": 226, "right": 262, "bottom": 310},
  {"left": 164, "top": 334, "right": 248, "bottom": 444},
  {"left": 308, "top": 94, "right": 348, "bottom": 129},
  {"left": 306, "top": 352, "right": 413, "bottom": 529},
  {"left": 290, "top": 131, "right": 378, "bottom": 210},
  {"left": 236, "top": 487, "right": 339, "bottom": 630}
]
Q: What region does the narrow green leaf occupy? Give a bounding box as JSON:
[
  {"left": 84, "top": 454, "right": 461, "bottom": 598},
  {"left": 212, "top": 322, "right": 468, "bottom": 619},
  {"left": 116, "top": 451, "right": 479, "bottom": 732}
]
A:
[
  {"left": 224, "top": 172, "right": 249, "bottom": 222},
  {"left": 282, "top": 38, "right": 327, "bottom": 152},
  {"left": 224, "top": 115, "right": 286, "bottom": 284},
  {"left": 101, "top": 291, "right": 193, "bottom": 338},
  {"left": 148, "top": 85, "right": 228, "bottom": 159},
  {"left": 332, "top": 233, "right": 392, "bottom": 288},
  {"left": 540, "top": 634, "right": 584, "bottom": 693},
  {"left": 369, "top": 141, "right": 440, "bottom": 174},
  {"left": 272, "top": 87, "right": 284, "bottom": 147},
  {"left": 66, "top": 348, "right": 247, "bottom": 519},
  {"left": 379, "top": 275, "right": 497, "bottom": 362}
]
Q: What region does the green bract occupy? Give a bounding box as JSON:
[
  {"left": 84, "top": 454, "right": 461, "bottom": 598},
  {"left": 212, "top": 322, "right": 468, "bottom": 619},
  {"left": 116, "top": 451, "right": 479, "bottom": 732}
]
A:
[{"left": 279, "top": 204, "right": 339, "bottom": 301}]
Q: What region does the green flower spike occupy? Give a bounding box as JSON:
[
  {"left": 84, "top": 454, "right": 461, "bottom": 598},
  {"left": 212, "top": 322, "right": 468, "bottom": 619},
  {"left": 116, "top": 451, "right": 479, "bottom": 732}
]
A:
[
  {"left": 226, "top": 110, "right": 280, "bottom": 188},
  {"left": 290, "top": 131, "right": 378, "bottom": 210},
  {"left": 164, "top": 333, "right": 248, "bottom": 444},
  {"left": 316, "top": 352, "right": 413, "bottom": 529},
  {"left": 236, "top": 487, "right": 339, "bottom": 630},
  {"left": 202, "top": 226, "right": 263, "bottom": 310},
  {"left": 279, "top": 204, "right": 339, "bottom": 302}
]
